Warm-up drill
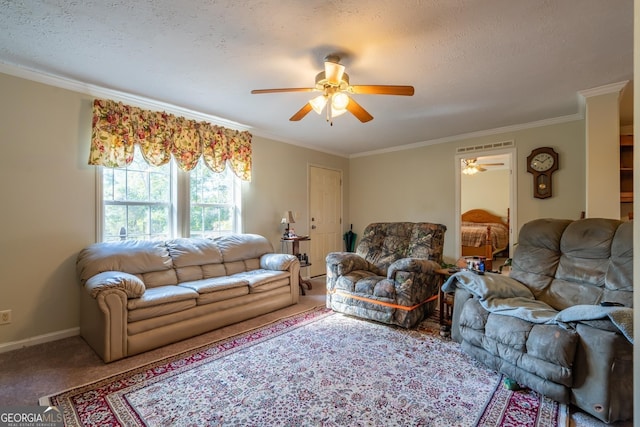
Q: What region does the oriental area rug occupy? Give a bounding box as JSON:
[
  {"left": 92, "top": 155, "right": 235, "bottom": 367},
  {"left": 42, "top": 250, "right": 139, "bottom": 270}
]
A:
[{"left": 41, "top": 307, "right": 567, "bottom": 426}]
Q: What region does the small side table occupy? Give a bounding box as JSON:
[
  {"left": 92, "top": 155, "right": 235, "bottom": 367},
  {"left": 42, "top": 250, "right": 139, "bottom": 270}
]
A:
[
  {"left": 435, "top": 268, "right": 456, "bottom": 337},
  {"left": 281, "top": 236, "right": 312, "bottom": 295}
]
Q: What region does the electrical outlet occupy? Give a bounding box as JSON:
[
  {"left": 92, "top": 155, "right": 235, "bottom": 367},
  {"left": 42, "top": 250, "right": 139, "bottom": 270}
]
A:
[{"left": 0, "top": 310, "right": 11, "bottom": 325}]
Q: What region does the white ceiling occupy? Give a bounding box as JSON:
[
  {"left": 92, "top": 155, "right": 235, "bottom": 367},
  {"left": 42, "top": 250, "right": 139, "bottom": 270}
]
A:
[{"left": 0, "top": 1, "right": 633, "bottom": 157}]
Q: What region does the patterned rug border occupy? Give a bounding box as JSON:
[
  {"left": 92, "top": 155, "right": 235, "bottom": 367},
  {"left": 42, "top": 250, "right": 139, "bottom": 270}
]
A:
[{"left": 41, "top": 307, "right": 567, "bottom": 427}]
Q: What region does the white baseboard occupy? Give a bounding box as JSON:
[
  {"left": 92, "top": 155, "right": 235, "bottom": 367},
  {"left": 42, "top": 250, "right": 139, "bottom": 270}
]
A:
[{"left": 0, "top": 327, "right": 80, "bottom": 354}]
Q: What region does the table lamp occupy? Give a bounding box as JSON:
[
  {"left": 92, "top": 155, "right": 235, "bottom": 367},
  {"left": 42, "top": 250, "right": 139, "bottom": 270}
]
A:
[{"left": 281, "top": 211, "right": 295, "bottom": 237}]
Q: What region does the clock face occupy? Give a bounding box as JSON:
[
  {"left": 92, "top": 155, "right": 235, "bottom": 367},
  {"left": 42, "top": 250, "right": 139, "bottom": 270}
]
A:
[{"left": 530, "top": 153, "right": 555, "bottom": 172}]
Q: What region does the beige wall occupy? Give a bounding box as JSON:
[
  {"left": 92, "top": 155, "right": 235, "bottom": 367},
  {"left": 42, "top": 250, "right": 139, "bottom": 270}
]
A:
[
  {"left": 461, "top": 169, "right": 509, "bottom": 217},
  {"left": 584, "top": 90, "right": 623, "bottom": 219},
  {"left": 0, "top": 72, "right": 349, "bottom": 345},
  {"left": 0, "top": 74, "right": 95, "bottom": 345},
  {"left": 243, "top": 136, "right": 350, "bottom": 250},
  {"left": 349, "top": 120, "right": 585, "bottom": 265}
]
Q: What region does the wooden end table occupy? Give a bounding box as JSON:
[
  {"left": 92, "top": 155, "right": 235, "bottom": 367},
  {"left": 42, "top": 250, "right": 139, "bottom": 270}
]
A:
[
  {"left": 435, "top": 268, "right": 456, "bottom": 337},
  {"left": 281, "top": 236, "right": 312, "bottom": 295}
]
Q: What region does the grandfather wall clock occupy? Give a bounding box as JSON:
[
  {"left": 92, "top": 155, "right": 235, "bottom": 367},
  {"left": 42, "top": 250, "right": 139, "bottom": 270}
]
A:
[{"left": 526, "top": 147, "right": 558, "bottom": 199}]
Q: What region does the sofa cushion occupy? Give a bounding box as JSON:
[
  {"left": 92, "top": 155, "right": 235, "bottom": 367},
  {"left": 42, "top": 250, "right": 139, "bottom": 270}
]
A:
[
  {"left": 128, "top": 299, "right": 196, "bottom": 323},
  {"left": 196, "top": 287, "right": 249, "bottom": 305},
  {"left": 127, "top": 285, "right": 198, "bottom": 310},
  {"left": 355, "top": 222, "right": 447, "bottom": 274},
  {"left": 179, "top": 276, "right": 249, "bottom": 294},
  {"left": 142, "top": 269, "right": 179, "bottom": 288},
  {"left": 244, "top": 258, "right": 261, "bottom": 271},
  {"left": 225, "top": 260, "right": 246, "bottom": 275},
  {"left": 77, "top": 240, "right": 174, "bottom": 284},
  {"left": 166, "top": 238, "right": 223, "bottom": 267},
  {"left": 232, "top": 269, "right": 290, "bottom": 290},
  {"left": 334, "top": 270, "right": 380, "bottom": 293},
  {"left": 511, "top": 218, "right": 630, "bottom": 310},
  {"left": 356, "top": 223, "right": 412, "bottom": 273},
  {"left": 547, "top": 219, "right": 617, "bottom": 308},
  {"left": 460, "top": 299, "right": 577, "bottom": 386},
  {"left": 407, "top": 223, "right": 447, "bottom": 262},
  {"left": 213, "top": 234, "right": 273, "bottom": 262}
]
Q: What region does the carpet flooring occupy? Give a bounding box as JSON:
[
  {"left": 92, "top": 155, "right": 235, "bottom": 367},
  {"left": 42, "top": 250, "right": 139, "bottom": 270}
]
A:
[
  {"left": 0, "top": 276, "right": 630, "bottom": 426},
  {"left": 41, "top": 307, "right": 563, "bottom": 426}
]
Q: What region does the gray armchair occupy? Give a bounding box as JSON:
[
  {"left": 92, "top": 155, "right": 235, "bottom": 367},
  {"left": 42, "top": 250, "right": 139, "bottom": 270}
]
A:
[
  {"left": 445, "top": 218, "right": 633, "bottom": 423},
  {"left": 326, "top": 222, "right": 446, "bottom": 328}
]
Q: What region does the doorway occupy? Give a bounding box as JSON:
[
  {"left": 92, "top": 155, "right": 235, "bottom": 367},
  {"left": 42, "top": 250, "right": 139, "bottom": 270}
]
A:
[
  {"left": 455, "top": 148, "right": 516, "bottom": 268},
  {"left": 308, "top": 165, "right": 343, "bottom": 277}
]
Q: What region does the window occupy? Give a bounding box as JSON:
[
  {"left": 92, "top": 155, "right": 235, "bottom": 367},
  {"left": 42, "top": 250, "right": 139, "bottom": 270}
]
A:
[
  {"left": 100, "top": 146, "right": 240, "bottom": 241},
  {"left": 189, "top": 162, "right": 240, "bottom": 237}
]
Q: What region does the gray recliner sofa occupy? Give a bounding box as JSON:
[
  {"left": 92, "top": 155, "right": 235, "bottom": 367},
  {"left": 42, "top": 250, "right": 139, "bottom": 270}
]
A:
[{"left": 444, "top": 218, "right": 633, "bottom": 423}]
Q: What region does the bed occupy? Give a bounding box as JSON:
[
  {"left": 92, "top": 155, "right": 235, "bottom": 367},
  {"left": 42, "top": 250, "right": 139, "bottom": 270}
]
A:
[{"left": 461, "top": 209, "right": 509, "bottom": 271}]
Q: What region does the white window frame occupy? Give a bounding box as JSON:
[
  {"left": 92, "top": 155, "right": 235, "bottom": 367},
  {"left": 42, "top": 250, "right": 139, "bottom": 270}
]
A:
[
  {"left": 96, "top": 154, "right": 242, "bottom": 242},
  {"left": 184, "top": 164, "right": 242, "bottom": 238}
]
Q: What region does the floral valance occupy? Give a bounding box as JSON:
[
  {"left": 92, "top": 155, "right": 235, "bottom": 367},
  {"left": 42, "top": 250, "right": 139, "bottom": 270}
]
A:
[{"left": 89, "top": 99, "right": 252, "bottom": 181}]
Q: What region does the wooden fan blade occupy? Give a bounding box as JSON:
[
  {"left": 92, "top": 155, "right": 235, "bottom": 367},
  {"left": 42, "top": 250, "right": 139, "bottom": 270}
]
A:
[
  {"left": 346, "top": 98, "right": 374, "bottom": 123},
  {"left": 350, "top": 85, "right": 415, "bottom": 96},
  {"left": 251, "top": 88, "right": 315, "bottom": 94},
  {"left": 289, "top": 103, "right": 313, "bottom": 121}
]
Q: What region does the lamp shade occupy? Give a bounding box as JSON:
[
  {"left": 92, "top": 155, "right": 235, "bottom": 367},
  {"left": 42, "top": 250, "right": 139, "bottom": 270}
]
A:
[
  {"left": 324, "top": 61, "right": 345, "bottom": 84},
  {"left": 309, "top": 95, "right": 328, "bottom": 115},
  {"left": 282, "top": 211, "right": 295, "bottom": 224},
  {"left": 332, "top": 92, "right": 350, "bottom": 110}
]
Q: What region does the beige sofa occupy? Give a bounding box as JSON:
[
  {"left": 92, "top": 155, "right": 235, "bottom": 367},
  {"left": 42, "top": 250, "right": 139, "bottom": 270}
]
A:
[{"left": 77, "top": 234, "right": 300, "bottom": 362}]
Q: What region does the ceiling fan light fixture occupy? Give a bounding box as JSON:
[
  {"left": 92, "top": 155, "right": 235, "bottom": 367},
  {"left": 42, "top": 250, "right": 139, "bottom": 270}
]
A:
[
  {"left": 331, "top": 92, "right": 350, "bottom": 110},
  {"left": 324, "top": 60, "right": 345, "bottom": 85},
  {"left": 309, "top": 95, "right": 328, "bottom": 114},
  {"left": 462, "top": 166, "right": 479, "bottom": 175},
  {"left": 251, "top": 52, "right": 414, "bottom": 124},
  {"left": 330, "top": 104, "right": 348, "bottom": 118}
]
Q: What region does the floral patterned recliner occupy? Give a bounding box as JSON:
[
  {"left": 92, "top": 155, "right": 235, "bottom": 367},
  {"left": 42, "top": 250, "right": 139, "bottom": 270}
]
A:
[{"left": 326, "top": 222, "right": 446, "bottom": 328}]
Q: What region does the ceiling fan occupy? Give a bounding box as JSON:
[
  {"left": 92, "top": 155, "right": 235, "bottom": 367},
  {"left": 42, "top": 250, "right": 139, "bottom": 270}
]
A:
[
  {"left": 251, "top": 54, "right": 414, "bottom": 125},
  {"left": 462, "top": 158, "right": 505, "bottom": 175}
]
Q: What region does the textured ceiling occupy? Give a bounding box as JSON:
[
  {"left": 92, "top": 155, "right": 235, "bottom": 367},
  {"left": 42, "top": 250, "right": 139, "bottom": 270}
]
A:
[{"left": 0, "top": 0, "right": 633, "bottom": 156}]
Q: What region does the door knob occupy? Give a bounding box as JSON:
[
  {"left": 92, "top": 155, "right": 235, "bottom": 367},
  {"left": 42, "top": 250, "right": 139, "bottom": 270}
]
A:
[{"left": 311, "top": 225, "right": 317, "bottom": 229}]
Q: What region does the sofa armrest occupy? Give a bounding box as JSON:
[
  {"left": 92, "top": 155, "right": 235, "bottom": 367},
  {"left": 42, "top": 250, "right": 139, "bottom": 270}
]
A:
[
  {"left": 450, "top": 288, "right": 474, "bottom": 343},
  {"left": 572, "top": 322, "right": 633, "bottom": 423},
  {"left": 387, "top": 258, "right": 440, "bottom": 280},
  {"left": 84, "top": 271, "right": 145, "bottom": 299},
  {"left": 260, "top": 253, "right": 298, "bottom": 271},
  {"left": 326, "top": 252, "right": 380, "bottom": 276}
]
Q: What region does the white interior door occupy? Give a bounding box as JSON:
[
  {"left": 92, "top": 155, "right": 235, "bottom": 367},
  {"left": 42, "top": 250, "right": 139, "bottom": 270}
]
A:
[{"left": 309, "top": 166, "right": 342, "bottom": 277}]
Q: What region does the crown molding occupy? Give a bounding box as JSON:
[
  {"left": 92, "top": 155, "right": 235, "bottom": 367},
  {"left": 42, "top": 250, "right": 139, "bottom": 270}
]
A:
[
  {"left": 578, "top": 80, "right": 629, "bottom": 99},
  {"left": 349, "top": 113, "right": 583, "bottom": 158},
  {"left": 0, "top": 61, "right": 252, "bottom": 131},
  {"left": 576, "top": 80, "right": 629, "bottom": 120}
]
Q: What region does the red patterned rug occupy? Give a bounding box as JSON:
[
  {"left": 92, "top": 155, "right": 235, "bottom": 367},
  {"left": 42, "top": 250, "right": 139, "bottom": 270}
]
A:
[{"left": 41, "top": 307, "right": 567, "bottom": 426}]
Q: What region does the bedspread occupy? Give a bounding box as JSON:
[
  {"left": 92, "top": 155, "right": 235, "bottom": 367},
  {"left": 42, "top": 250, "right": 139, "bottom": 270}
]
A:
[{"left": 461, "top": 221, "right": 508, "bottom": 252}]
